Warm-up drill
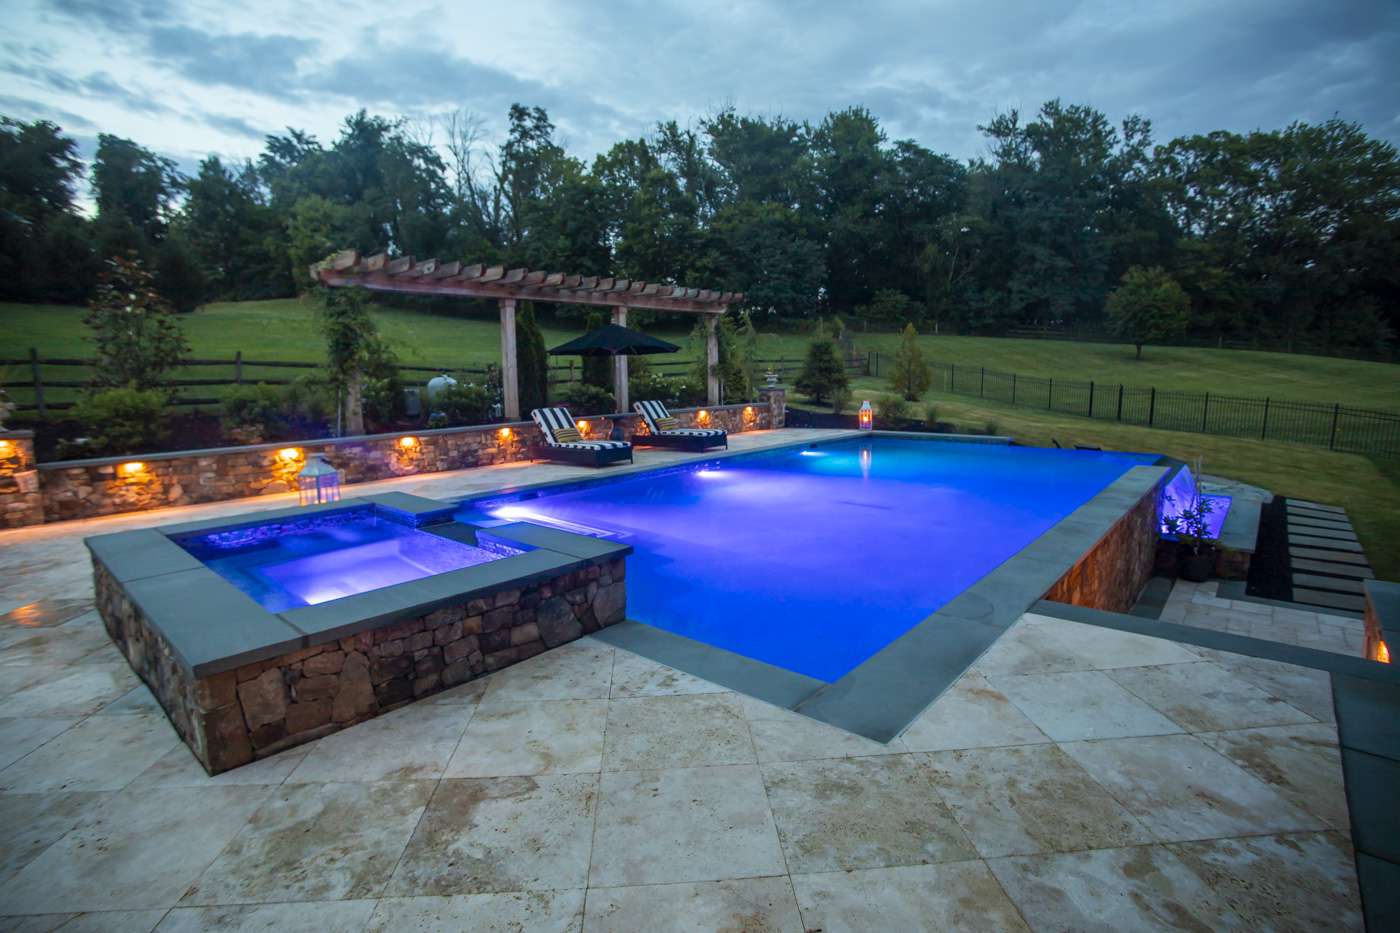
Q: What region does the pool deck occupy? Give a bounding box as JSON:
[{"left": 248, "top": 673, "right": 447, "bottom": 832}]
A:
[{"left": 0, "top": 428, "right": 1371, "bottom": 930}]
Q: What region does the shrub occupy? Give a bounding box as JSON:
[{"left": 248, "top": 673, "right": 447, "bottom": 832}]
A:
[
  {"left": 924, "top": 403, "right": 939, "bottom": 428},
  {"left": 222, "top": 383, "right": 286, "bottom": 443},
  {"left": 556, "top": 382, "right": 615, "bottom": 415},
  {"left": 876, "top": 394, "right": 909, "bottom": 423},
  {"left": 887, "top": 323, "right": 932, "bottom": 401},
  {"left": 84, "top": 254, "right": 189, "bottom": 390},
  {"left": 1105, "top": 265, "right": 1190, "bottom": 360},
  {"left": 795, "top": 321, "right": 848, "bottom": 407},
  {"left": 516, "top": 303, "right": 549, "bottom": 415},
  {"left": 66, "top": 386, "right": 169, "bottom": 456},
  {"left": 431, "top": 381, "right": 493, "bottom": 426},
  {"left": 832, "top": 385, "right": 851, "bottom": 414}
]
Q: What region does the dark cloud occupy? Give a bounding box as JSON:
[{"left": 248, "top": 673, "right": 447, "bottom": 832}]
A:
[
  {"left": 201, "top": 112, "right": 267, "bottom": 140},
  {"left": 145, "top": 26, "right": 316, "bottom": 100},
  {"left": 0, "top": 95, "right": 96, "bottom": 132}
]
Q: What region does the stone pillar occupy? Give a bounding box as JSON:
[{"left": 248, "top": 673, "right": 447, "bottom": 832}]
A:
[
  {"left": 758, "top": 386, "right": 786, "bottom": 429},
  {"left": 705, "top": 313, "right": 721, "bottom": 406},
  {"left": 0, "top": 429, "right": 44, "bottom": 527},
  {"left": 499, "top": 298, "right": 520, "bottom": 420},
  {"left": 611, "top": 306, "right": 629, "bottom": 414}
]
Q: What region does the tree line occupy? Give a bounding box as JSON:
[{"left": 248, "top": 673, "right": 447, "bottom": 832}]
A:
[{"left": 2, "top": 99, "right": 1397, "bottom": 351}]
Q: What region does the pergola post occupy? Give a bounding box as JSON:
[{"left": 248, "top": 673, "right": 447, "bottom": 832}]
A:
[
  {"left": 611, "top": 306, "right": 629, "bottom": 414},
  {"left": 705, "top": 313, "right": 721, "bottom": 406},
  {"left": 499, "top": 298, "right": 520, "bottom": 420}
]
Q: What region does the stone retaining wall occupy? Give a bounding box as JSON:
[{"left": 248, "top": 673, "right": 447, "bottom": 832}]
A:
[
  {"left": 1044, "top": 479, "right": 1162, "bottom": 613},
  {"left": 96, "top": 556, "right": 627, "bottom": 774},
  {"left": 4, "top": 394, "right": 782, "bottom": 527},
  {"left": 0, "top": 431, "right": 43, "bottom": 529}
]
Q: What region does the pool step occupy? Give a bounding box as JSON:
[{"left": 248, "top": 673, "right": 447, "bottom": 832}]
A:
[
  {"left": 1291, "top": 587, "right": 1367, "bottom": 613},
  {"left": 1290, "top": 546, "right": 1370, "bottom": 566},
  {"left": 1291, "top": 557, "right": 1374, "bottom": 579},
  {"left": 1292, "top": 573, "right": 1365, "bottom": 595},
  {"left": 1284, "top": 524, "right": 1358, "bottom": 543}
]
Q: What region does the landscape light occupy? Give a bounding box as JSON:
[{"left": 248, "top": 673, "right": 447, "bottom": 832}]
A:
[
  {"left": 859, "top": 401, "right": 873, "bottom": 431},
  {"left": 277, "top": 447, "right": 302, "bottom": 463},
  {"left": 696, "top": 409, "right": 711, "bottom": 426},
  {"left": 398, "top": 436, "right": 419, "bottom": 450},
  {"left": 119, "top": 461, "right": 145, "bottom": 476},
  {"left": 1379, "top": 641, "right": 1391, "bottom": 664},
  {"left": 498, "top": 427, "right": 512, "bottom": 440},
  {"left": 0, "top": 439, "right": 13, "bottom": 454},
  {"left": 576, "top": 419, "right": 590, "bottom": 435}
]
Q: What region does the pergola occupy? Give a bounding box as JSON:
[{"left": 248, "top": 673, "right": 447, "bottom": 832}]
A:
[{"left": 311, "top": 250, "right": 742, "bottom": 420}]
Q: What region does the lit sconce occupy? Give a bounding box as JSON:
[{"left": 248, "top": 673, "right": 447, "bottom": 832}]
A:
[
  {"left": 1378, "top": 640, "right": 1391, "bottom": 664},
  {"left": 297, "top": 454, "right": 341, "bottom": 506},
  {"left": 398, "top": 436, "right": 419, "bottom": 450},
  {"left": 497, "top": 427, "right": 512, "bottom": 441},
  {"left": 696, "top": 409, "right": 711, "bottom": 427},
  {"left": 576, "top": 419, "right": 590, "bottom": 437},
  {"left": 0, "top": 439, "right": 13, "bottom": 455},
  {"left": 277, "top": 447, "right": 302, "bottom": 464},
  {"left": 742, "top": 405, "right": 756, "bottom": 427},
  {"left": 858, "top": 400, "right": 873, "bottom": 431},
  {"left": 119, "top": 461, "right": 145, "bottom": 477}
]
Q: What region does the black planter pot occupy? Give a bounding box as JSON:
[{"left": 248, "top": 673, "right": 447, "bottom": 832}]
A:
[{"left": 1179, "top": 547, "right": 1216, "bottom": 583}]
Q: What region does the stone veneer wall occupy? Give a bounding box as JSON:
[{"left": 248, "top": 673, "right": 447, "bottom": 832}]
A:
[
  {"left": 96, "top": 556, "right": 626, "bottom": 774},
  {"left": 1043, "top": 479, "right": 1162, "bottom": 613},
  {"left": 0, "top": 430, "right": 43, "bottom": 529},
  {"left": 8, "top": 393, "right": 782, "bottom": 527}
]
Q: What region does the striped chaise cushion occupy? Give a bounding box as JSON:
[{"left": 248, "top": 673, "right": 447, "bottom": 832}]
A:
[
  {"left": 633, "top": 400, "right": 725, "bottom": 437},
  {"left": 531, "top": 407, "right": 630, "bottom": 449}
]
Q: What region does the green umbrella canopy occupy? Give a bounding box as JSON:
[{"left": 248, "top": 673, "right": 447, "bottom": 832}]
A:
[{"left": 547, "top": 323, "right": 682, "bottom": 357}]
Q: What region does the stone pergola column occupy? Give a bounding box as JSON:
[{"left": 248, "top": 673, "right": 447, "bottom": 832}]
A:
[
  {"left": 611, "top": 307, "right": 629, "bottom": 414},
  {"left": 499, "top": 298, "right": 520, "bottom": 420},
  {"left": 705, "top": 313, "right": 721, "bottom": 406}
]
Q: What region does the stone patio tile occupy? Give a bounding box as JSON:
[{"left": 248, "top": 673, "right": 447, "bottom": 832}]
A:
[
  {"left": 285, "top": 701, "right": 472, "bottom": 784},
  {"left": 898, "top": 670, "right": 1050, "bottom": 753},
  {"left": 791, "top": 861, "right": 1030, "bottom": 933},
  {"left": 184, "top": 780, "right": 434, "bottom": 905},
  {"left": 602, "top": 693, "right": 753, "bottom": 771},
  {"left": 94, "top": 683, "right": 163, "bottom": 717},
  {"left": 761, "top": 755, "right": 975, "bottom": 873},
  {"left": 590, "top": 765, "right": 784, "bottom": 887},
  {"left": 1169, "top": 832, "right": 1361, "bottom": 931},
  {"left": 988, "top": 845, "right": 1243, "bottom": 932},
  {"left": 0, "top": 717, "right": 77, "bottom": 771},
  {"left": 925, "top": 745, "right": 1153, "bottom": 858},
  {"left": 747, "top": 710, "right": 902, "bottom": 763},
  {"left": 608, "top": 650, "right": 727, "bottom": 698},
  {"left": 0, "top": 910, "right": 167, "bottom": 932},
  {"left": 444, "top": 698, "right": 607, "bottom": 777},
  {"left": 1107, "top": 661, "right": 1316, "bottom": 732},
  {"left": 0, "top": 785, "right": 270, "bottom": 913},
  {"left": 422, "top": 678, "right": 487, "bottom": 707},
  {"left": 0, "top": 711, "right": 180, "bottom": 793},
  {"left": 137, "top": 744, "right": 306, "bottom": 788},
  {"left": 975, "top": 618, "right": 1199, "bottom": 677},
  {"left": 0, "top": 663, "right": 141, "bottom": 718},
  {"left": 583, "top": 878, "right": 802, "bottom": 932},
  {"left": 1192, "top": 648, "right": 1336, "bottom": 722},
  {"left": 389, "top": 774, "right": 598, "bottom": 896},
  {"left": 1196, "top": 724, "right": 1349, "bottom": 832},
  {"left": 477, "top": 640, "right": 614, "bottom": 705},
  {"left": 1224, "top": 599, "right": 1272, "bottom": 616},
  {"left": 0, "top": 791, "right": 109, "bottom": 884},
  {"left": 158, "top": 900, "right": 377, "bottom": 931},
  {"left": 369, "top": 891, "right": 584, "bottom": 932},
  {"left": 989, "top": 670, "right": 1182, "bottom": 742},
  {"left": 0, "top": 628, "right": 116, "bottom": 696},
  {"left": 0, "top": 915, "right": 76, "bottom": 933},
  {"left": 1060, "top": 734, "right": 1326, "bottom": 842}
]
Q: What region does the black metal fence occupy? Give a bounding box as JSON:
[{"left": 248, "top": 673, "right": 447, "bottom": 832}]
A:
[{"left": 868, "top": 357, "right": 1399, "bottom": 456}]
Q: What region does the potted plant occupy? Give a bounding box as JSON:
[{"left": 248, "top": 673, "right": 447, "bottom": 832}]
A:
[{"left": 1164, "top": 493, "right": 1217, "bottom": 582}]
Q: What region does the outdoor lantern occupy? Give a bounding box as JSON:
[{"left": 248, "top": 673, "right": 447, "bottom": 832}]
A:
[
  {"left": 277, "top": 447, "right": 302, "bottom": 463},
  {"left": 858, "top": 400, "right": 874, "bottom": 431},
  {"left": 297, "top": 454, "right": 341, "bottom": 506},
  {"left": 398, "top": 435, "right": 419, "bottom": 450},
  {"left": 764, "top": 370, "right": 779, "bottom": 387}
]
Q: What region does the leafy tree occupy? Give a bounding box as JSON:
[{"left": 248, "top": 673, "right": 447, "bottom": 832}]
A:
[
  {"left": 66, "top": 386, "right": 169, "bottom": 456},
  {"left": 855, "top": 289, "right": 915, "bottom": 330},
  {"left": 887, "top": 323, "right": 932, "bottom": 400},
  {"left": 83, "top": 254, "right": 189, "bottom": 389},
  {"left": 515, "top": 302, "right": 549, "bottom": 414},
  {"left": 286, "top": 195, "right": 363, "bottom": 290},
  {"left": 92, "top": 134, "right": 183, "bottom": 245},
  {"left": 1105, "top": 266, "right": 1190, "bottom": 359},
  {"left": 317, "top": 285, "right": 392, "bottom": 434},
  {"left": 794, "top": 321, "right": 848, "bottom": 407},
  {"left": 0, "top": 118, "right": 94, "bottom": 302}
]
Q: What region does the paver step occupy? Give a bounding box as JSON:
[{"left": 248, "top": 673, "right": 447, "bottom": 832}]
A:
[
  {"left": 1285, "top": 514, "right": 1354, "bottom": 532},
  {"left": 1285, "top": 524, "right": 1359, "bottom": 543},
  {"left": 1292, "top": 587, "right": 1366, "bottom": 612},
  {"left": 1290, "top": 499, "right": 1346, "bottom": 514},
  {"left": 1289, "top": 534, "right": 1363, "bottom": 552},
  {"left": 1290, "top": 547, "right": 1370, "bottom": 566},
  {"left": 1292, "top": 573, "right": 1365, "bottom": 595},
  {"left": 1291, "top": 557, "right": 1374, "bottom": 579}
]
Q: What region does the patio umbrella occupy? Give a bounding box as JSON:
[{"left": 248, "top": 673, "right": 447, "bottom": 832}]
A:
[{"left": 546, "top": 323, "right": 681, "bottom": 357}]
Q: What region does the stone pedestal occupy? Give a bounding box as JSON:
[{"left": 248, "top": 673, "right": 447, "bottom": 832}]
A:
[
  {"left": 0, "top": 430, "right": 43, "bottom": 527},
  {"left": 758, "top": 386, "right": 787, "bottom": 429}
]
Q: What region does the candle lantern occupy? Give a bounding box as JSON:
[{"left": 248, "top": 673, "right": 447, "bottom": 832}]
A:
[
  {"left": 297, "top": 454, "right": 341, "bottom": 506},
  {"left": 858, "top": 400, "right": 874, "bottom": 431}
]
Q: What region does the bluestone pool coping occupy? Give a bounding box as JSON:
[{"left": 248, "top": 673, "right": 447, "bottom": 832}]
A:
[
  {"left": 84, "top": 491, "right": 631, "bottom": 677},
  {"left": 455, "top": 432, "right": 1172, "bottom": 743}
]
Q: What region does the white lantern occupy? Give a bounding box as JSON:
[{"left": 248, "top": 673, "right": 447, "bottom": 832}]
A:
[
  {"left": 297, "top": 455, "right": 341, "bottom": 506},
  {"left": 858, "top": 400, "right": 873, "bottom": 431}
]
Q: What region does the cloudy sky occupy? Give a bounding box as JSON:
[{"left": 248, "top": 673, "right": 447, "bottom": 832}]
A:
[{"left": 5, "top": 0, "right": 1398, "bottom": 177}]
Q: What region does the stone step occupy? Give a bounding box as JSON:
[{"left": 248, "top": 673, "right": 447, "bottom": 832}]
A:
[
  {"left": 1286, "top": 524, "right": 1359, "bottom": 543},
  {"left": 1285, "top": 514, "right": 1354, "bottom": 532},
  {"left": 1290, "top": 499, "right": 1346, "bottom": 514},
  {"left": 1291, "top": 557, "right": 1375, "bottom": 579},
  {"left": 1292, "top": 587, "right": 1366, "bottom": 612},
  {"left": 1289, "top": 534, "right": 1363, "bottom": 552},
  {"left": 1290, "top": 547, "right": 1371, "bottom": 566},
  {"left": 1292, "top": 573, "right": 1365, "bottom": 595}
]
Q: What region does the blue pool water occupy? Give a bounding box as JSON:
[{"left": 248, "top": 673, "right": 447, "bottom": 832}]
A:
[
  {"left": 459, "top": 437, "right": 1158, "bottom": 682},
  {"left": 176, "top": 507, "right": 524, "bottom": 612}
]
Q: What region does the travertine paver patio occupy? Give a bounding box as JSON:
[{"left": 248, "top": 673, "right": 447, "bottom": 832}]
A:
[{"left": 0, "top": 433, "right": 1363, "bottom": 931}]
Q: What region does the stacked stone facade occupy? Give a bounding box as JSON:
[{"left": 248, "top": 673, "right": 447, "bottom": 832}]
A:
[
  {"left": 1043, "top": 481, "right": 1162, "bottom": 613},
  {"left": 97, "top": 556, "right": 627, "bottom": 774},
  {"left": 0, "top": 431, "right": 43, "bottom": 529},
  {"left": 5, "top": 398, "right": 779, "bottom": 527}
]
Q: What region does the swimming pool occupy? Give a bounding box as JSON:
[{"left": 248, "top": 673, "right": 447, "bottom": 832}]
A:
[{"left": 460, "top": 436, "right": 1159, "bottom": 682}]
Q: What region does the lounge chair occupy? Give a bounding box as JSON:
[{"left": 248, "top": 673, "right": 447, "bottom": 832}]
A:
[
  {"left": 530, "top": 407, "right": 634, "bottom": 467},
  {"left": 633, "top": 400, "right": 728, "bottom": 451}
]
